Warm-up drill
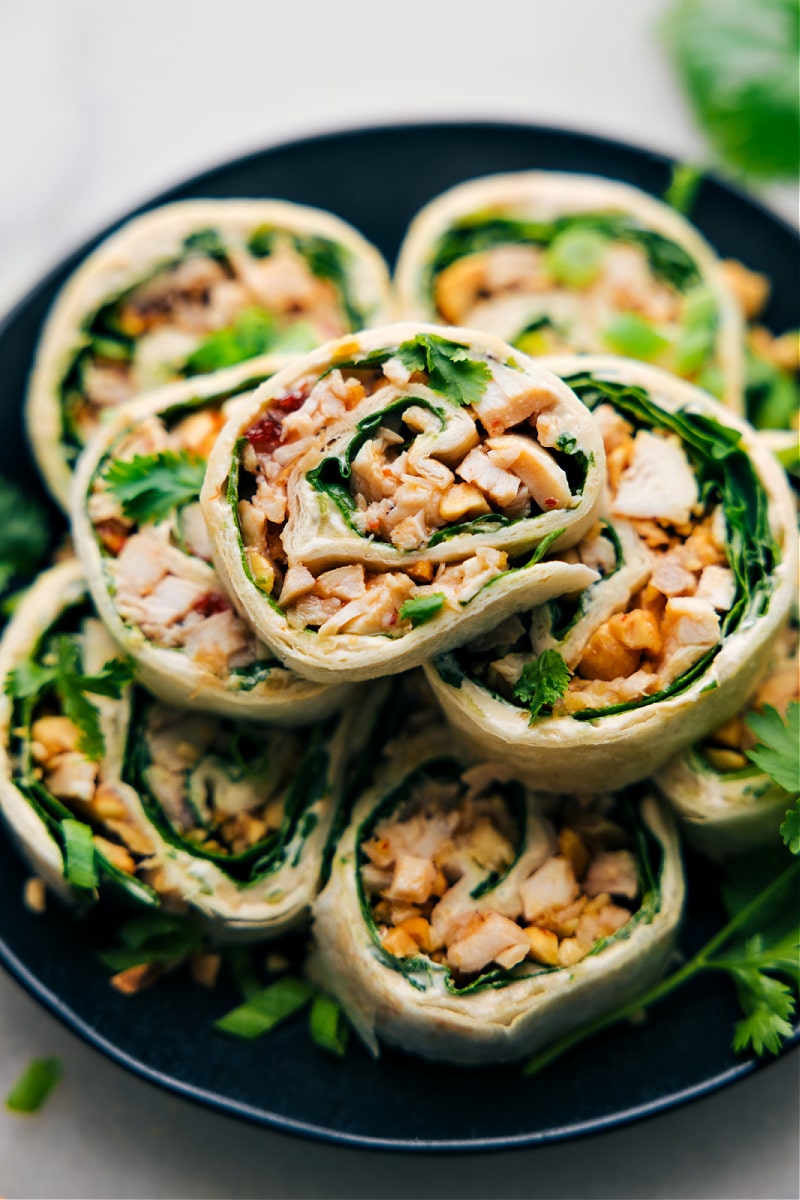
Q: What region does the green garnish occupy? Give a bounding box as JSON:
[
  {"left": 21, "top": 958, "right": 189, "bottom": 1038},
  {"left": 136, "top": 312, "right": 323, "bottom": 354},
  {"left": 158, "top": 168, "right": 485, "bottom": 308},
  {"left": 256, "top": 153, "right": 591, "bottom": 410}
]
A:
[
  {"left": 512, "top": 650, "right": 571, "bottom": 723},
  {"left": 6, "top": 636, "right": 133, "bottom": 761},
  {"left": 664, "top": 0, "right": 800, "bottom": 180},
  {"left": 309, "top": 994, "right": 350, "bottom": 1057},
  {"left": 399, "top": 593, "right": 445, "bottom": 627},
  {"left": 0, "top": 475, "right": 50, "bottom": 593},
  {"left": 545, "top": 228, "right": 606, "bottom": 287},
  {"left": 746, "top": 702, "right": 800, "bottom": 852},
  {"left": 663, "top": 163, "right": 705, "bottom": 215},
  {"left": 5, "top": 1057, "right": 63, "bottom": 1114},
  {"left": 397, "top": 334, "right": 491, "bottom": 407},
  {"left": 214, "top": 976, "right": 314, "bottom": 1039},
  {"left": 62, "top": 819, "right": 98, "bottom": 890},
  {"left": 601, "top": 313, "right": 670, "bottom": 361},
  {"left": 105, "top": 450, "right": 207, "bottom": 525},
  {"left": 183, "top": 308, "right": 317, "bottom": 375},
  {"left": 99, "top": 912, "right": 204, "bottom": 973},
  {"left": 745, "top": 345, "right": 799, "bottom": 431}
]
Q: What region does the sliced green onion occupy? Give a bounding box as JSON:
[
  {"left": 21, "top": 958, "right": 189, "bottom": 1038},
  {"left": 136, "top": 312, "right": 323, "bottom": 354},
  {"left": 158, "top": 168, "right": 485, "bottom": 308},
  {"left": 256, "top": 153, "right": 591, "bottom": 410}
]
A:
[
  {"left": 214, "top": 977, "right": 314, "bottom": 1039},
  {"left": 399, "top": 593, "right": 445, "bottom": 627},
  {"left": 225, "top": 946, "right": 263, "bottom": 1001},
  {"left": 602, "top": 313, "right": 670, "bottom": 361},
  {"left": 664, "top": 163, "right": 704, "bottom": 216},
  {"left": 62, "top": 819, "right": 98, "bottom": 890},
  {"left": 6, "top": 1057, "right": 63, "bottom": 1113},
  {"left": 546, "top": 229, "right": 607, "bottom": 288},
  {"left": 309, "top": 994, "right": 350, "bottom": 1057}
]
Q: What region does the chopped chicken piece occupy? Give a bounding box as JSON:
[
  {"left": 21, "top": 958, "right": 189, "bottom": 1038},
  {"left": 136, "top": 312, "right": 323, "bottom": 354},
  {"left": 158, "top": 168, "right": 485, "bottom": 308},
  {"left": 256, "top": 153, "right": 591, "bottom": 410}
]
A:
[
  {"left": 447, "top": 911, "right": 531, "bottom": 974},
  {"left": 650, "top": 552, "right": 697, "bottom": 597},
  {"left": 456, "top": 447, "right": 520, "bottom": 507},
  {"left": 316, "top": 564, "right": 366, "bottom": 601},
  {"left": 658, "top": 596, "right": 720, "bottom": 686},
  {"left": 486, "top": 434, "right": 572, "bottom": 511},
  {"left": 584, "top": 850, "right": 639, "bottom": 900},
  {"left": 387, "top": 853, "right": 438, "bottom": 905},
  {"left": 473, "top": 368, "right": 556, "bottom": 437},
  {"left": 280, "top": 565, "right": 317, "bottom": 607},
  {"left": 519, "top": 856, "right": 579, "bottom": 923},
  {"left": 695, "top": 565, "right": 735, "bottom": 612},
  {"left": 612, "top": 431, "right": 698, "bottom": 526},
  {"left": 45, "top": 752, "right": 98, "bottom": 803},
  {"left": 439, "top": 483, "right": 492, "bottom": 522},
  {"left": 182, "top": 610, "right": 248, "bottom": 674}
]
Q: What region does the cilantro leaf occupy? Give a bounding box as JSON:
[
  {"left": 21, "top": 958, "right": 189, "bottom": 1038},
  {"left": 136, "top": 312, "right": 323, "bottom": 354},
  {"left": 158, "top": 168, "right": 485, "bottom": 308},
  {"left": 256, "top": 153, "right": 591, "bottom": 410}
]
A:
[
  {"left": 399, "top": 593, "right": 445, "bottom": 627},
  {"left": 780, "top": 805, "right": 800, "bottom": 856},
  {"left": 664, "top": 0, "right": 800, "bottom": 180},
  {"left": 397, "top": 334, "right": 491, "bottom": 407},
  {"left": 513, "top": 650, "right": 571, "bottom": 723},
  {"left": 105, "top": 450, "right": 207, "bottom": 525},
  {"left": 184, "top": 307, "right": 317, "bottom": 375},
  {"left": 0, "top": 475, "right": 50, "bottom": 593},
  {"left": 730, "top": 967, "right": 796, "bottom": 1056},
  {"left": 6, "top": 636, "right": 133, "bottom": 761},
  {"left": 745, "top": 702, "right": 800, "bottom": 796}
]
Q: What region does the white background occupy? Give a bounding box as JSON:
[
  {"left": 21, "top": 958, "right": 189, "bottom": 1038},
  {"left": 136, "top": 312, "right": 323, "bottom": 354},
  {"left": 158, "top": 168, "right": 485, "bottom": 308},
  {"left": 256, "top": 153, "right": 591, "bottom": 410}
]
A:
[{"left": 0, "top": 1, "right": 797, "bottom": 1196}]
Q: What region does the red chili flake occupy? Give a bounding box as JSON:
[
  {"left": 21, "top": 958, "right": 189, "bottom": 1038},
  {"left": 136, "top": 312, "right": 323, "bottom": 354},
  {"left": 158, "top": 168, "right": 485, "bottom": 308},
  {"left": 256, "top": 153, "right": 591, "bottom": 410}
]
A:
[
  {"left": 544, "top": 497, "right": 560, "bottom": 510},
  {"left": 388, "top": 611, "right": 398, "bottom": 626},
  {"left": 273, "top": 387, "right": 308, "bottom": 414},
  {"left": 193, "top": 592, "right": 230, "bottom": 617}
]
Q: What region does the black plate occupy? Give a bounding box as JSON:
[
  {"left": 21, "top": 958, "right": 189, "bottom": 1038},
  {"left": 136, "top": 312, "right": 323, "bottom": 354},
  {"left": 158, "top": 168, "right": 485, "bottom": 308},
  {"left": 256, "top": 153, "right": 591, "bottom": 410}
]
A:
[{"left": 0, "top": 122, "right": 797, "bottom": 1152}]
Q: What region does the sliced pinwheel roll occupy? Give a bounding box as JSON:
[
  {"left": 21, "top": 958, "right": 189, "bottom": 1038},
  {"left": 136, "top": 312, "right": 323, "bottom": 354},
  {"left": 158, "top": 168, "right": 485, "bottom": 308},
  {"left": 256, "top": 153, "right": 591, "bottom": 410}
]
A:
[
  {"left": 27, "top": 199, "right": 394, "bottom": 508},
  {"left": 395, "top": 172, "right": 743, "bottom": 411},
  {"left": 201, "top": 324, "right": 606, "bottom": 683},
  {"left": 425, "top": 357, "right": 798, "bottom": 793},
  {"left": 312, "top": 721, "right": 684, "bottom": 1065},
  {"left": 656, "top": 615, "right": 798, "bottom": 855},
  {"left": 73, "top": 357, "right": 349, "bottom": 722},
  {"left": 0, "top": 560, "right": 363, "bottom": 937}
]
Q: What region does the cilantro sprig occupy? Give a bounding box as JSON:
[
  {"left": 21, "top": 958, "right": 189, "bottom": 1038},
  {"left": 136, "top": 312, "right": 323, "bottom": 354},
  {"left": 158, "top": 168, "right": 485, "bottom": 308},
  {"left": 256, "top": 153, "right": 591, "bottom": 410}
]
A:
[
  {"left": 745, "top": 701, "right": 800, "bottom": 854},
  {"left": 6, "top": 635, "right": 133, "bottom": 760},
  {"left": 396, "top": 334, "right": 492, "bottom": 407},
  {"left": 513, "top": 650, "right": 571, "bottom": 724},
  {"left": 104, "top": 450, "right": 206, "bottom": 525}
]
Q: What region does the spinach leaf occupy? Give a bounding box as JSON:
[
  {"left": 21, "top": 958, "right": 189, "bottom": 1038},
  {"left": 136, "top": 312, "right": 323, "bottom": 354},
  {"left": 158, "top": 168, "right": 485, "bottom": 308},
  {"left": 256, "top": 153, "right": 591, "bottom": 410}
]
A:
[
  {"left": 399, "top": 593, "right": 445, "bottom": 627},
  {"left": 664, "top": 0, "right": 800, "bottom": 179}
]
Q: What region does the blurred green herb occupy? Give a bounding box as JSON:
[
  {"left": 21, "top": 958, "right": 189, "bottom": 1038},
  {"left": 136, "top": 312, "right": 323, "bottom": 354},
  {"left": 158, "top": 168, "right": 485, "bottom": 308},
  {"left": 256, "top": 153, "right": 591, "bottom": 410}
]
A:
[
  {"left": 0, "top": 475, "right": 50, "bottom": 595},
  {"left": 5, "top": 1057, "right": 63, "bottom": 1114},
  {"left": 664, "top": 0, "right": 800, "bottom": 180}
]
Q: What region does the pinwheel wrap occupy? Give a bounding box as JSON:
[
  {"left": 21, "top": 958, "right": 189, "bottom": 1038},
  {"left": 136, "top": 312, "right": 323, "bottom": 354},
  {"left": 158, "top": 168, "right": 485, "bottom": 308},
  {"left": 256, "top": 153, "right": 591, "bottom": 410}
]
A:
[
  {"left": 73, "top": 357, "right": 349, "bottom": 722},
  {"left": 0, "top": 561, "right": 363, "bottom": 938},
  {"left": 395, "top": 172, "right": 743, "bottom": 411},
  {"left": 202, "top": 324, "right": 606, "bottom": 683},
  {"left": 425, "top": 357, "right": 797, "bottom": 793},
  {"left": 312, "top": 723, "right": 684, "bottom": 1066},
  {"left": 656, "top": 616, "right": 798, "bottom": 856},
  {"left": 27, "top": 199, "right": 394, "bottom": 508}
]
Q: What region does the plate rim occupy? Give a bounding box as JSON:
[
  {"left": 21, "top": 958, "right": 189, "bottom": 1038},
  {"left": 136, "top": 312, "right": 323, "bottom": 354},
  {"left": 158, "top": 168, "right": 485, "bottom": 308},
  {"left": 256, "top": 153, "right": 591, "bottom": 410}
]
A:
[{"left": 0, "top": 117, "right": 797, "bottom": 1153}]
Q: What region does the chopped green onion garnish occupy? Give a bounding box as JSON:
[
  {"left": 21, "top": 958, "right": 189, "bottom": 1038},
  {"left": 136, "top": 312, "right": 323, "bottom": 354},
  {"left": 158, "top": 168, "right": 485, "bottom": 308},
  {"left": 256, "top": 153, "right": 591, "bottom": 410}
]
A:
[
  {"left": 62, "top": 819, "right": 98, "bottom": 890},
  {"left": 309, "top": 994, "right": 349, "bottom": 1057},
  {"left": 214, "top": 977, "right": 314, "bottom": 1039},
  {"left": 601, "top": 313, "right": 670, "bottom": 361},
  {"left": 399, "top": 593, "right": 445, "bottom": 627},
  {"left": 546, "top": 228, "right": 607, "bottom": 288},
  {"left": 6, "top": 1057, "right": 63, "bottom": 1113}
]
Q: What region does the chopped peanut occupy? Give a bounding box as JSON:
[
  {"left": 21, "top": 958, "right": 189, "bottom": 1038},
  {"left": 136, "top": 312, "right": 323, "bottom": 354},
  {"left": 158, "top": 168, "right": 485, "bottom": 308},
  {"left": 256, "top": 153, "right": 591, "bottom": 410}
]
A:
[
  {"left": 23, "top": 877, "right": 47, "bottom": 914},
  {"left": 190, "top": 953, "right": 221, "bottom": 989},
  {"left": 92, "top": 783, "right": 130, "bottom": 821},
  {"left": 609, "top": 609, "right": 662, "bottom": 655},
  {"left": 722, "top": 260, "right": 770, "bottom": 319},
  {"left": 110, "top": 963, "right": 164, "bottom": 995},
  {"left": 30, "top": 717, "right": 82, "bottom": 761},
  {"left": 557, "top": 938, "right": 587, "bottom": 967},
  {"left": 558, "top": 828, "right": 590, "bottom": 879},
  {"left": 439, "top": 482, "right": 492, "bottom": 522},
  {"left": 578, "top": 620, "right": 642, "bottom": 682},
  {"left": 705, "top": 747, "right": 749, "bottom": 772},
  {"left": 381, "top": 926, "right": 420, "bottom": 957},
  {"left": 93, "top": 836, "right": 135, "bottom": 875},
  {"left": 523, "top": 926, "right": 559, "bottom": 965},
  {"left": 399, "top": 916, "right": 436, "bottom": 953}
]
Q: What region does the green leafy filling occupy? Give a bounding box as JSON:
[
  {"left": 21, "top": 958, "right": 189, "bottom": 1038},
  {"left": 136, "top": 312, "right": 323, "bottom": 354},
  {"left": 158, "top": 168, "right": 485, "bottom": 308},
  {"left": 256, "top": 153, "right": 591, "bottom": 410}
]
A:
[{"left": 104, "top": 450, "right": 207, "bottom": 525}]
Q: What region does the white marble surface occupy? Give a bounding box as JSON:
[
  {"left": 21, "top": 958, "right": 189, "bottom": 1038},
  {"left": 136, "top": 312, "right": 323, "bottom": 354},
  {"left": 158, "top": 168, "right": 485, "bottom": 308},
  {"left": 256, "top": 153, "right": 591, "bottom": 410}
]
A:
[{"left": 0, "top": 1, "right": 797, "bottom": 1196}]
